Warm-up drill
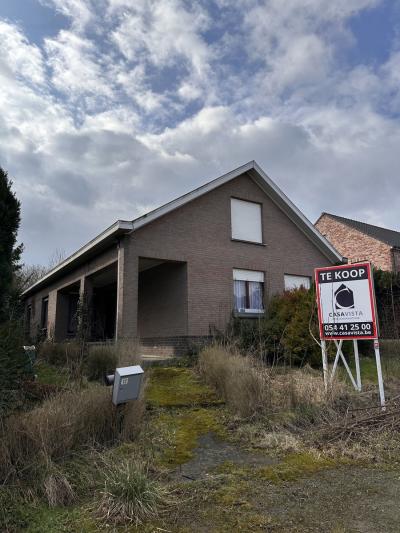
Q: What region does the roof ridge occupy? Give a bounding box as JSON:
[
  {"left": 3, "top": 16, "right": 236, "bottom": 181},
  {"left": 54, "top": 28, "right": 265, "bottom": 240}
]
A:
[
  {"left": 323, "top": 212, "right": 400, "bottom": 247},
  {"left": 326, "top": 212, "right": 400, "bottom": 233}
]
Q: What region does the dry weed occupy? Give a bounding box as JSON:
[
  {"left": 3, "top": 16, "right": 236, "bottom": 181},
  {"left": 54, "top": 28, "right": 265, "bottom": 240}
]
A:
[
  {"left": 198, "top": 345, "right": 349, "bottom": 421},
  {"left": 43, "top": 463, "right": 76, "bottom": 507},
  {"left": 0, "top": 383, "right": 146, "bottom": 486},
  {"left": 94, "top": 457, "right": 169, "bottom": 526}
]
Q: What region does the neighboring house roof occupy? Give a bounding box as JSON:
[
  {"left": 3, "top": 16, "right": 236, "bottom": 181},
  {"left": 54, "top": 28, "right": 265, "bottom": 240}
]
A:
[
  {"left": 23, "top": 161, "right": 343, "bottom": 296},
  {"left": 318, "top": 213, "right": 400, "bottom": 249}
]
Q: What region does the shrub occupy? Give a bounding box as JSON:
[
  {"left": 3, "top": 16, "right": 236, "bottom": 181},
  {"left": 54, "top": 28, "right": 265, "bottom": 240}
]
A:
[
  {"left": 0, "top": 321, "right": 32, "bottom": 415},
  {"left": 94, "top": 458, "right": 168, "bottom": 526},
  {"left": 86, "top": 345, "right": 118, "bottom": 381},
  {"left": 380, "top": 339, "right": 400, "bottom": 359},
  {"left": 38, "top": 341, "right": 67, "bottom": 366},
  {"left": 222, "top": 287, "right": 322, "bottom": 366}
]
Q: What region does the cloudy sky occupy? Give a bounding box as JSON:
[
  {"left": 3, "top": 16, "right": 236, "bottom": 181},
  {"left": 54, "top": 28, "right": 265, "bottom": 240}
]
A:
[{"left": 1, "top": 0, "right": 400, "bottom": 265}]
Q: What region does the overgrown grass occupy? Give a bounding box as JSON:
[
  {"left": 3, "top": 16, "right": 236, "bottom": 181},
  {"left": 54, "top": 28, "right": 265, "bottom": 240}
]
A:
[
  {"left": 198, "top": 345, "right": 348, "bottom": 420},
  {"left": 86, "top": 345, "right": 118, "bottom": 381},
  {"left": 0, "top": 384, "right": 145, "bottom": 503},
  {"left": 155, "top": 408, "right": 225, "bottom": 466},
  {"left": 35, "top": 359, "right": 69, "bottom": 387},
  {"left": 147, "top": 367, "right": 221, "bottom": 407},
  {"left": 37, "top": 339, "right": 141, "bottom": 383},
  {"left": 38, "top": 341, "right": 84, "bottom": 379},
  {"left": 0, "top": 338, "right": 149, "bottom": 531}
]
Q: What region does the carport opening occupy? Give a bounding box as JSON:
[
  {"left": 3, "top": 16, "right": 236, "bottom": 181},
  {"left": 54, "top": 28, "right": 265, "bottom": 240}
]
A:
[
  {"left": 89, "top": 262, "right": 118, "bottom": 341},
  {"left": 55, "top": 281, "right": 80, "bottom": 340}
]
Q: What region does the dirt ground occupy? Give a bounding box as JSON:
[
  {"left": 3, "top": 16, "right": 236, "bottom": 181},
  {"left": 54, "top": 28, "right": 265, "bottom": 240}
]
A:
[
  {"left": 168, "top": 432, "right": 400, "bottom": 532},
  {"left": 144, "top": 366, "right": 400, "bottom": 533}
]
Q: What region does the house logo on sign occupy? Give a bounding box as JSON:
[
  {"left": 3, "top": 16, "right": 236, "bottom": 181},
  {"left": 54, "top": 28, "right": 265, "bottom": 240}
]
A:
[{"left": 334, "top": 284, "right": 354, "bottom": 310}]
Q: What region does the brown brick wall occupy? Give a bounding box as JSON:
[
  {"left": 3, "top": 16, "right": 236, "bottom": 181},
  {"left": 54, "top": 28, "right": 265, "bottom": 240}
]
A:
[
  {"left": 25, "top": 172, "right": 335, "bottom": 343},
  {"left": 138, "top": 262, "right": 188, "bottom": 337},
  {"left": 140, "top": 336, "right": 212, "bottom": 357},
  {"left": 123, "top": 172, "right": 332, "bottom": 337},
  {"left": 315, "top": 214, "right": 393, "bottom": 271}
]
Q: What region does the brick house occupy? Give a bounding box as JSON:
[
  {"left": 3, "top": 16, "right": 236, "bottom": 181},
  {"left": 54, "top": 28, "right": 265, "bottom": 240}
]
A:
[
  {"left": 315, "top": 213, "right": 400, "bottom": 273},
  {"left": 23, "top": 161, "right": 342, "bottom": 355}
]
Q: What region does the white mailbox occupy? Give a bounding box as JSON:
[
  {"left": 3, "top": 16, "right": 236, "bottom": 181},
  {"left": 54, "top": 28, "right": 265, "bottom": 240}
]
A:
[{"left": 112, "top": 365, "right": 144, "bottom": 406}]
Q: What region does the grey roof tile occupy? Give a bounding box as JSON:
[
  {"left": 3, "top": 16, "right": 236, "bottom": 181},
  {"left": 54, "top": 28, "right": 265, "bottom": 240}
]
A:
[{"left": 323, "top": 213, "right": 400, "bottom": 248}]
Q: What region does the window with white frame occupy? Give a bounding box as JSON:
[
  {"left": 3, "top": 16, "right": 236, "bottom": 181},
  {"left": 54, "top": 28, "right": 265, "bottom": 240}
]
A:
[
  {"left": 231, "top": 198, "right": 262, "bottom": 243},
  {"left": 284, "top": 274, "right": 311, "bottom": 291},
  {"left": 233, "top": 269, "right": 264, "bottom": 313}
]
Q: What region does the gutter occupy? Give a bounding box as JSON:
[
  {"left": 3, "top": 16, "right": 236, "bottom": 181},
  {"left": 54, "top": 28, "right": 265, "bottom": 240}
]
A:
[{"left": 22, "top": 220, "right": 133, "bottom": 297}]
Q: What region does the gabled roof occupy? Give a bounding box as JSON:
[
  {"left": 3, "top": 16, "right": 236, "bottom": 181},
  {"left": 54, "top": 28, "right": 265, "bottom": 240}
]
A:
[
  {"left": 131, "top": 161, "right": 343, "bottom": 263},
  {"left": 23, "top": 161, "right": 343, "bottom": 296},
  {"left": 319, "top": 212, "right": 400, "bottom": 248}
]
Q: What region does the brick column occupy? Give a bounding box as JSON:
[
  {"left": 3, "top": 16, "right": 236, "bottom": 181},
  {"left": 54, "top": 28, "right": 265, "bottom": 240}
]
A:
[
  {"left": 78, "top": 275, "right": 93, "bottom": 340},
  {"left": 116, "top": 236, "right": 138, "bottom": 340},
  {"left": 47, "top": 290, "right": 57, "bottom": 340}
]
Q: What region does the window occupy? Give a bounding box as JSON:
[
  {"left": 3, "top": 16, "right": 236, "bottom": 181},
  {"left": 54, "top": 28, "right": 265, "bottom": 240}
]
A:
[
  {"left": 284, "top": 274, "right": 311, "bottom": 291},
  {"left": 41, "top": 297, "right": 49, "bottom": 331},
  {"left": 231, "top": 198, "right": 262, "bottom": 243},
  {"left": 233, "top": 269, "right": 264, "bottom": 313}
]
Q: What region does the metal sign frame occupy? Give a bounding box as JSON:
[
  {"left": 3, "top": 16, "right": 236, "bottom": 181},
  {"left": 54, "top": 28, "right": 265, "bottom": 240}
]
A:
[
  {"left": 315, "top": 262, "right": 385, "bottom": 408},
  {"left": 315, "top": 262, "right": 378, "bottom": 341}
]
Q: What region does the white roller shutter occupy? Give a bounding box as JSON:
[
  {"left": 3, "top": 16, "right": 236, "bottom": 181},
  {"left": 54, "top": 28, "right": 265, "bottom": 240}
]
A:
[
  {"left": 233, "top": 269, "right": 264, "bottom": 282},
  {"left": 231, "top": 198, "right": 262, "bottom": 243},
  {"left": 284, "top": 274, "right": 311, "bottom": 290}
]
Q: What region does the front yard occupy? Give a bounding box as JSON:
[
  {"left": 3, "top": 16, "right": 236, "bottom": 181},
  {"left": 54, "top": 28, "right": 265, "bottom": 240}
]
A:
[{"left": 3, "top": 347, "right": 400, "bottom": 532}]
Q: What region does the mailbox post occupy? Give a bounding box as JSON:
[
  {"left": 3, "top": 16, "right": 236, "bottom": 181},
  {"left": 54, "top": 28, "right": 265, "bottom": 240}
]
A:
[{"left": 111, "top": 365, "right": 144, "bottom": 406}]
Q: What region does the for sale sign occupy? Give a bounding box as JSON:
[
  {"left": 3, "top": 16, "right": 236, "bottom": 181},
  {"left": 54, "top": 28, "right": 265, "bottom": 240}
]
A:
[{"left": 315, "top": 262, "right": 378, "bottom": 340}]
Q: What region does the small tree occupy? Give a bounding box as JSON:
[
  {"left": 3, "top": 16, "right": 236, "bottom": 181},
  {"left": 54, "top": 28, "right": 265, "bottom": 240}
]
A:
[
  {"left": 0, "top": 167, "right": 22, "bottom": 322},
  {"left": 0, "top": 168, "right": 28, "bottom": 414}
]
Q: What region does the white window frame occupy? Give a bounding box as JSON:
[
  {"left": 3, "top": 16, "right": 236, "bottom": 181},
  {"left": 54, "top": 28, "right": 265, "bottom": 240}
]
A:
[
  {"left": 284, "top": 274, "right": 311, "bottom": 291},
  {"left": 233, "top": 269, "right": 265, "bottom": 314},
  {"left": 230, "top": 198, "right": 263, "bottom": 244}
]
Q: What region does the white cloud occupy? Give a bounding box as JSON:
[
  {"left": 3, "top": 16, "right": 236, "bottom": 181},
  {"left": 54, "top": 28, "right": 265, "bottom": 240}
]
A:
[
  {"left": 0, "top": 20, "right": 46, "bottom": 85},
  {"left": 1, "top": 1, "right": 400, "bottom": 266},
  {"left": 39, "top": 0, "right": 94, "bottom": 31},
  {"left": 44, "top": 30, "right": 114, "bottom": 106},
  {"left": 111, "top": 0, "right": 210, "bottom": 74}
]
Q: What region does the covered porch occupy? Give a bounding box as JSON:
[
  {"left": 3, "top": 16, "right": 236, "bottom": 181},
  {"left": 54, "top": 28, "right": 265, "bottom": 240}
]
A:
[{"left": 51, "top": 255, "right": 188, "bottom": 343}]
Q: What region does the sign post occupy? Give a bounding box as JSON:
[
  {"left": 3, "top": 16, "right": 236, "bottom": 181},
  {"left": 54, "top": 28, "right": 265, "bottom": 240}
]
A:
[{"left": 315, "top": 262, "right": 385, "bottom": 408}]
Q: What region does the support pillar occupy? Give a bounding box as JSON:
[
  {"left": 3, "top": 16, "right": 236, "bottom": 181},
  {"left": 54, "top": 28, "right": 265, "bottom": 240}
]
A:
[
  {"left": 78, "top": 276, "right": 93, "bottom": 340},
  {"left": 116, "top": 237, "right": 138, "bottom": 341},
  {"left": 47, "top": 290, "right": 58, "bottom": 340}
]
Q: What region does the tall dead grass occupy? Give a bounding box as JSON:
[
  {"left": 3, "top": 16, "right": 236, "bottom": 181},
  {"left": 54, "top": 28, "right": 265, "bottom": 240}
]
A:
[
  {"left": 198, "top": 345, "right": 348, "bottom": 420},
  {"left": 0, "top": 382, "right": 146, "bottom": 496},
  {"left": 86, "top": 339, "right": 141, "bottom": 381},
  {"left": 38, "top": 341, "right": 85, "bottom": 380},
  {"left": 39, "top": 338, "right": 141, "bottom": 381}
]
